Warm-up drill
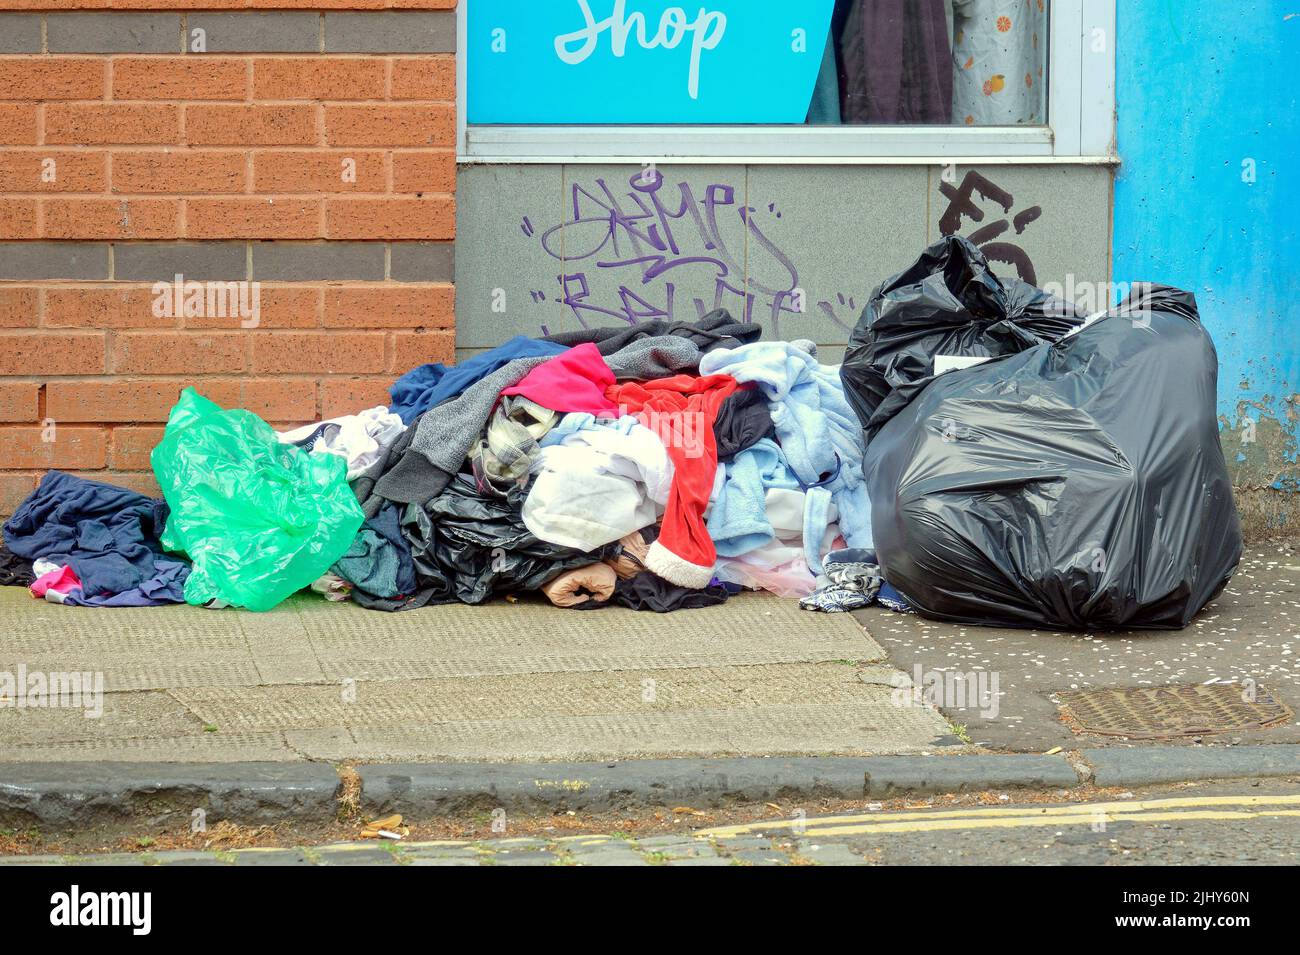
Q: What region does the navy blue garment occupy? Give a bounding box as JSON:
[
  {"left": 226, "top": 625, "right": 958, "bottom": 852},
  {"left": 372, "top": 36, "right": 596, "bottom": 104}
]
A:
[
  {"left": 340, "top": 501, "right": 417, "bottom": 598},
  {"left": 388, "top": 336, "right": 567, "bottom": 425},
  {"left": 374, "top": 502, "right": 418, "bottom": 596},
  {"left": 3, "top": 470, "right": 186, "bottom": 602},
  {"left": 877, "top": 581, "right": 914, "bottom": 614}
]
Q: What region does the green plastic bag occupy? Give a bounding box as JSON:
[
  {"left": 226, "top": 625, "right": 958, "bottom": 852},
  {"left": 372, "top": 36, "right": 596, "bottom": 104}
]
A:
[{"left": 152, "top": 387, "right": 365, "bottom": 612}]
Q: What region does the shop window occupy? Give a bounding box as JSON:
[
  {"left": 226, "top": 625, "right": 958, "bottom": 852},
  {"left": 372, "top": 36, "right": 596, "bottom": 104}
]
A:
[{"left": 459, "top": 0, "right": 1114, "bottom": 161}]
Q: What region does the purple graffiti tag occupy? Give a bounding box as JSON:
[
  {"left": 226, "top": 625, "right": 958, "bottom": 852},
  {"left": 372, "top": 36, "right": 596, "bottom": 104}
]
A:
[
  {"left": 816, "top": 292, "right": 859, "bottom": 335},
  {"left": 559, "top": 272, "right": 630, "bottom": 328},
  {"left": 739, "top": 204, "right": 803, "bottom": 338},
  {"left": 524, "top": 171, "right": 858, "bottom": 337}
]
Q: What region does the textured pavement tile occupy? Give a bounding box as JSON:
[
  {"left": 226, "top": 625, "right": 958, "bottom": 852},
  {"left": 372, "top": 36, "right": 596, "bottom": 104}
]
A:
[
  {"left": 277, "top": 699, "right": 944, "bottom": 762},
  {"left": 0, "top": 690, "right": 202, "bottom": 746},
  {"left": 295, "top": 591, "right": 886, "bottom": 678},
  {"left": 0, "top": 733, "right": 297, "bottom": 763},
  {"left": 0, "top": 587, "right": 946, "bottom": 763}
]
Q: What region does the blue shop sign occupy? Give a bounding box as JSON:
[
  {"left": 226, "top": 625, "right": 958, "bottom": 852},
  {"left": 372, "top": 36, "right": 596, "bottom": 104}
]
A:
[{"left": 467, "top": 0, "right": 835, "bottom": 124}]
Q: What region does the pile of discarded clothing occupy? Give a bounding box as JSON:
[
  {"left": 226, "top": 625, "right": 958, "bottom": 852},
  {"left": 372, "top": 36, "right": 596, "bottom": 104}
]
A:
[{"left": 1, "top": 310, "right": 877, "bottom": 615}]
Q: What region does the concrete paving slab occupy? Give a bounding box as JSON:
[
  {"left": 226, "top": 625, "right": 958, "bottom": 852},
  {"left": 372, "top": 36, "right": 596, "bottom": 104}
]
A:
[
  {"left": 237, "top": 609, "right": 328, "bottom": 686},
  {"left": 0, "top": 690, "right": 202, "bottom": 745},
  {"left": 0, "top": 590, "right": 924, "bottom": 763},
  {"left": 295, "top": 591, "right": 885, "bottom": 681},
  {"left": 284, "top": 699, "right": 949, "bottom": 763},
  {"left": 170, "top": 663, "right": 914, "bottom": 728},
  {"left": 0, "top": 592, "right": 262, "bottom": 691},
  {"left": 0, "top": 732, "right": 297, "bottom": 763},
  {"left": 854, "top": 546, "right": 1300, "bottom": 752},
  {"left": 0, "top": 589, "right": 883, "bottom": 691}
]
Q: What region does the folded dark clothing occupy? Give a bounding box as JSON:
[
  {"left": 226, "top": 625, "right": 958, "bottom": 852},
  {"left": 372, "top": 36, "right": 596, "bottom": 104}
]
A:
[
  {"left": 574, "top": 570, "right": 731, "bottom": 613},
  {"left": 541, "top": 308, "right": 761, "bottom": 356},
  {"left": 0, "top": 542, "right": 35, "bottom": 587},
  {"left": 714, "top": 385, "right": 776, "bottom": 460},
  {"left": 3, "top": 470, "right": 184, "bottom": 601}
]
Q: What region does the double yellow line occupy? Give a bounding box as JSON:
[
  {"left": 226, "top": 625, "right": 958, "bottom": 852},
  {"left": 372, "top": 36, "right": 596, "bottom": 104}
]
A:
[{"left": 700, "top": 793, "right": 1300, "bottom": 839}]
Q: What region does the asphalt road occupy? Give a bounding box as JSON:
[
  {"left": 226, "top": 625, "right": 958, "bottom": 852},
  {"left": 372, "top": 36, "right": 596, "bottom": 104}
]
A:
[
  {"left": 739, "top": 779, "right": 1300, "bottom": 866},
  {"left": 7, "top": 778, "right": 1296, "bottom": 866}
]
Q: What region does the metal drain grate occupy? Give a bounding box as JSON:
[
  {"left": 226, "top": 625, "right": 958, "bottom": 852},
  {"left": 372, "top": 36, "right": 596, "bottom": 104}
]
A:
[{"left": 1056, "top": 683, "right": 1294, "bottom": 739}]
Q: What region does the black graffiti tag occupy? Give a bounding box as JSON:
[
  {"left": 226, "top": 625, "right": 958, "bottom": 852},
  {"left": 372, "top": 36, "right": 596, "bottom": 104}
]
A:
[{"left": 939, "top": 171, "right": 1042, "bottom": 285}]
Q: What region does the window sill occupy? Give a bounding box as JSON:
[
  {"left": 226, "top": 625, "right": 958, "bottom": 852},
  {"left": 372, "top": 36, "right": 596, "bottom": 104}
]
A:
[{"left": 459, "top": 124, "right": 1119, "bottom": 165}]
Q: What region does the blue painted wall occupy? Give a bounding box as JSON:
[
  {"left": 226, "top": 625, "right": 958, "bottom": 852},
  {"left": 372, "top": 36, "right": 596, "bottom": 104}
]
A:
[{"left": 1113, "top": 1, "right": 1300, "bottom": 523}]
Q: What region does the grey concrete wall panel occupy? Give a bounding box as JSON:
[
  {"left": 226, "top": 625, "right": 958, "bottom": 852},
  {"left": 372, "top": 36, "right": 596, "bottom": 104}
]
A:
[
  {"left": 455, "top": 163, "right": 1116, "bottom": 354},
  {"left": 453, "top": 163, "right": 564, "bottom": 349}
]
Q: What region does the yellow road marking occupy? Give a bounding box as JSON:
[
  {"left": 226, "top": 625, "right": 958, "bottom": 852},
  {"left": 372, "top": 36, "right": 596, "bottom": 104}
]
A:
[
  {"left": 700, "top": 793, "right": 1300, "bottom": 839},
  {"left": 744, "top": 808, "right": 1300, "bottom": 838}
]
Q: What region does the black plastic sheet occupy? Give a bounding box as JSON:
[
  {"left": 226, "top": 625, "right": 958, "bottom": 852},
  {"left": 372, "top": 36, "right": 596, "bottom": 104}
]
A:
[{"left": 403, "top": 473, "right": 603, "bottom": 607}]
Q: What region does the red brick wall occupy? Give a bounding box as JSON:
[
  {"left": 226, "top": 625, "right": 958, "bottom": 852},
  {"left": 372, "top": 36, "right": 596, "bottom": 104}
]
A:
[{"left": 0, "top": 1, "right": 457, "bottom": 512}]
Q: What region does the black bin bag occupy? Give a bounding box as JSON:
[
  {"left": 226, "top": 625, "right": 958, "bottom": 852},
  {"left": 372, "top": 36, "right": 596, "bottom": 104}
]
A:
[
  {"left": 843, "top": 239, "right": 1242, "bottom": 630},
  {"left": 842, "top": 235, "right": 1088, "bottom": 441}
]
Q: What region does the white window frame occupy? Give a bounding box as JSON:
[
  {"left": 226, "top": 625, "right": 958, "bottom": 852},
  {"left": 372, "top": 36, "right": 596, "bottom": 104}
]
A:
[{"left": 456, "top": 0, "right": 1115, "bottom": 165}]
